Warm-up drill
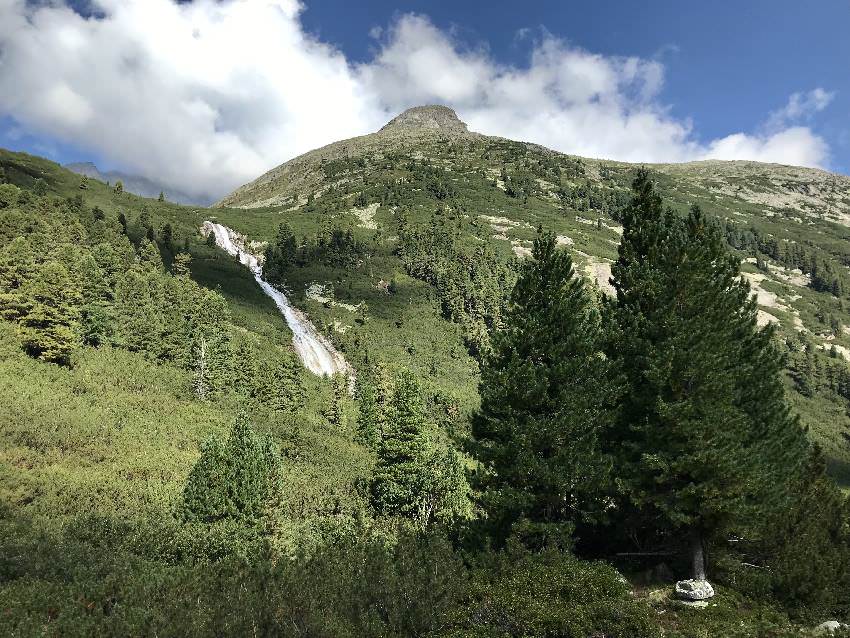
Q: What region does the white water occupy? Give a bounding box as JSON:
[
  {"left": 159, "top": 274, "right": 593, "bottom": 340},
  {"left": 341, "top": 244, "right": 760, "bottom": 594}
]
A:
[{"left": 203, "top": 221, "right": 352, "bottom": 378}]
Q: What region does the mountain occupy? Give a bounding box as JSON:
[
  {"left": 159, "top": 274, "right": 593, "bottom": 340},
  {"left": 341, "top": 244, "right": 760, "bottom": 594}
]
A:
[
  {"left": 65, "top": 160, "right": 209, "bottom": 205},
  {"left": 2, "top": 106, "right": 850, "bottom": 636},
  {"left": 214, "top": 105, "right": 850, "bottom": 479}
]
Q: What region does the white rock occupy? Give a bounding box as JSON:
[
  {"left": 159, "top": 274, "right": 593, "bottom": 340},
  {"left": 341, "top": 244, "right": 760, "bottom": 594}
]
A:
[
  {"left": 674, "top": 579, "right": 715, "bottom": 601},
  {"left": 815, "top": 621, "right": 849, "bottom": 635}
]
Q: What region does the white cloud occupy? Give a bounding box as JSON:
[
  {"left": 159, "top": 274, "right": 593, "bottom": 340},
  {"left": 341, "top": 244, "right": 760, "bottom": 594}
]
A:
[
  {"left": 0, "top": 2, "right": 836, "bottom": 201},
  {"left": 765, "top": 88, "right": 835, "bottom": 131}
]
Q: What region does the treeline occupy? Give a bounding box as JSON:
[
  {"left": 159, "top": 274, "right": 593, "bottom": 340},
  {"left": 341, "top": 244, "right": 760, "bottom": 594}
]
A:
[
  {"left": 558, "top": 181, "right": 632, "bottom": 216},
  {"left": 396, "top": 207, "right": 511, "bottom": 358},
  {"left": 264, "top": 219, "right": 366, "bottom": 281},
  {"left": 724, "top": 219, "right": 846, "bottom": 296},
  {"left": 0, "top": 183, "right": 303, "bottom": 408}
]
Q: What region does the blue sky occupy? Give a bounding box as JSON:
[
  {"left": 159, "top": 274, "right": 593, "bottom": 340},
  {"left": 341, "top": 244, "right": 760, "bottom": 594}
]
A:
[
  {"left": 0, "top": 0, "right": 846, "bottom": 199},
  {"left": 299, "top": 0, "right": 849, "bottom": 169}
]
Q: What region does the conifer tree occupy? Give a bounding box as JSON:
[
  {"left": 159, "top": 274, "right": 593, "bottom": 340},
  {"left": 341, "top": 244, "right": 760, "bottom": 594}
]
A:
[
  {"left": 370, "top": 370, "right": 470, "bottom": 528},
  {"left": 473, "top": 228, "right": 616, "bottom": 547},
  {"left": 138, "top": 239, "right": 164, "bottom": 271},
  {"left": 370, "top": 371, "right": 430, "bottom": 517},
  {"left": 356, "top": 363, "right": 393, "bottom": 449},
  {"left": 114, "top": 266, "right": 163, "bottom": 356},
  {"left": 17, "top": 262, "right": 82, "bottom": 366},
  {"left": 608, "top": 169, "right": 810, "bottom": 580},
  {"left": 181, "top": 413, "right": 280, "bottom": 524},
  {"left": 263, "top": 223, "right": 297, "bottom": 284}
]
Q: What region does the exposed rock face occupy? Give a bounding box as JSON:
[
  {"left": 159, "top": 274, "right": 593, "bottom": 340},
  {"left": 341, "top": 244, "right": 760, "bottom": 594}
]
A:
[
  {"left": 379, "top": 105, "right": 469, "bottom": 135},
  {"left": 674, "top": 579, "right": 715, "bottom": 601}
]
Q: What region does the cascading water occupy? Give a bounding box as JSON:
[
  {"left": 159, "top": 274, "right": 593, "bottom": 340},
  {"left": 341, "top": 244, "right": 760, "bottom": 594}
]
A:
[{"left": 202, "top": 221, "right": 352, "bottom": 378}]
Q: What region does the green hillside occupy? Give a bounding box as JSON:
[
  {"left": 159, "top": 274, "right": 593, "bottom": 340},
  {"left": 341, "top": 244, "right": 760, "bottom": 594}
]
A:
[
  {"left": 215, "top": 107, "right": 850, "bottom": 483},
  {"left": 1, "top": 106, "right": 849, "bottom": 637}
]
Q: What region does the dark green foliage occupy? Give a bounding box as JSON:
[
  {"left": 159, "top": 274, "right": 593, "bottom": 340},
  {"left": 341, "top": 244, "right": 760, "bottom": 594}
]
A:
[
  {"left": 263, "top": 222, "right": 298, "bottom": 283},
  {"left": 356, "top": 364, "right": 393, "bottom": 448},
  {"left": 231, "top": 337, "right": 304, "bottom": 412},
  {"left": 473, "top": 228, "right": 615, "bottom": 547},
  {"left": 180, "top": 414, "right": 280, "bottom": 524},
  {"left": 371, "top": 370, "right": 430, "bottom": 518},
  {"left": 728, "top": 447, "right": 850, "bottom": 619},
  {"left": 399, "top": 207, "right": 511, "bottom": 357},
  {"left": 608, "top": 169, "right": 810, "bottom": 576}
]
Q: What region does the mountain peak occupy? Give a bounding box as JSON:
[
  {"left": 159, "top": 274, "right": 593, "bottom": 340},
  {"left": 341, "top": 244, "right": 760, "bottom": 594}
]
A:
[{"left": 379, "top": 105, "right": 468, "bottom": 135}]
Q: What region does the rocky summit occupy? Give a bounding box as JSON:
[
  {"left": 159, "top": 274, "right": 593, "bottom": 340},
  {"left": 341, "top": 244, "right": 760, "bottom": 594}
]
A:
[{"left": 379, "top": 105, "right": 469, "bottom": 135}]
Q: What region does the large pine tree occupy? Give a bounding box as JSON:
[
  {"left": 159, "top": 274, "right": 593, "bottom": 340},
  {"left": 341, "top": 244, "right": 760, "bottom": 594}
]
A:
[
  {"left": 608, "top": 169, "right": 810, "bottom": 580},
  {"left": 473, "top": 229, "right": 616, "bottom": 548}
]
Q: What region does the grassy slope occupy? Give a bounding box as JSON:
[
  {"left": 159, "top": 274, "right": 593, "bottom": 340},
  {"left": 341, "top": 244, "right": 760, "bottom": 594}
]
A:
[
  {"left": 0, "top": 148, "right": 372, "bottom": 555},
  {"left": 5, "top": 143, "right": 850, "bottom": 482}
]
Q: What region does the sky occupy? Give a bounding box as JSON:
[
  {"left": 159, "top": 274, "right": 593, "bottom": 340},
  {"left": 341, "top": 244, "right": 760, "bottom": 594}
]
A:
[{"left": 0, "top": 0, "right": 847, "bottom": 202}]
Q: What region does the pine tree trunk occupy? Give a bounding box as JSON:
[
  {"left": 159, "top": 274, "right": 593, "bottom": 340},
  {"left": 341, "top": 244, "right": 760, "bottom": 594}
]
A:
[{"left": 690, "top": 528, "right": 706, "bottom": 581}]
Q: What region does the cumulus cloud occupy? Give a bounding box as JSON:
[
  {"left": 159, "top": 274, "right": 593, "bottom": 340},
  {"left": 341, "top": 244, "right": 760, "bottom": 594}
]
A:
[{"left": 0, "top": 1, "right": 836, "bottom": 200}]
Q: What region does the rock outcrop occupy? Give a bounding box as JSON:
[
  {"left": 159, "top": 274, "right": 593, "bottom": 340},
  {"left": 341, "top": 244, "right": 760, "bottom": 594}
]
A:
[
  {"left": 674, "top": 579, "right": 715, "bottom": 601},
  {"left": 379, "top": 105, "right": 469, "bottom": 135}
]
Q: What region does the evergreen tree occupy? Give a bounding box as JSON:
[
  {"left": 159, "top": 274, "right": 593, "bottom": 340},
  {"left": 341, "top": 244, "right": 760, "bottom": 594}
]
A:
[
  {"left": 608, "top": 169, "right": 809, "bottom": 580},
  {"left": 114, "top": 180, "right": 123, "bottom": 195},
  {"left": 369, "top": 369, "right": 470, "bottom": 529},
  {"left": 264, "top": 223, "right": 297, "bottom": 284},
  {"left": 370, "top": 371, "right": 429, "bottom": 517},
  {"left": 180, "top": 413, "right": 280, "bottom": 524},
  {"left": 356, "top": 363, "right": 393, "bottom": 449},
  {"left": 750, "top": 446, "right": 850, "bottom": 617},
  {"left": 160, "top": 223, "right": 174, "bottom": 252},
  {"left": 473, "top": 228, "right": 616, "bottom": 548},
  {"left": 138, "top": 239, "right": 163, "bottom": 271},
  {"left": 17, "top": 262, "right": 82, "bottom": 366},
  {"left": 114, "top": 266, "right": 163, "bottom": 357},
  {"left": 79, "top": 174, "right": 89, "bottom": 190}
]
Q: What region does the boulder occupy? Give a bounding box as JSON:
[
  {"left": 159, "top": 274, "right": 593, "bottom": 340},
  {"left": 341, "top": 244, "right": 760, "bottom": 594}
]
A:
[
  {"left": 815, "top": 621, "right": 849, "bottom": 635},
  {"left": 674, "top": 579, "right": 715, "bottom": 601}
]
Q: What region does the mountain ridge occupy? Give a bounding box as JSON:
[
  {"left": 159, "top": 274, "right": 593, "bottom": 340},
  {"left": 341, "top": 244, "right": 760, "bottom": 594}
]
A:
[
  {"left": 215, "top": 104, "right": 850, "bottom": 210},
  {"left": 65, "top": 161, "right": 210, "bottom": 206}
]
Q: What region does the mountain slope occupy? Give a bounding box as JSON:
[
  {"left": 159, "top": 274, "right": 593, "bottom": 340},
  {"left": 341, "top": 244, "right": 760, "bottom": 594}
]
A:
[
  {"left": 1, "top": 117, "right": 849, "bottom": 635},
  {"left": 65, "top": 161, "right": 209, "bottom": 205},
  {"left": 214, "top": 105, "right": 850, "bottom": 482}
]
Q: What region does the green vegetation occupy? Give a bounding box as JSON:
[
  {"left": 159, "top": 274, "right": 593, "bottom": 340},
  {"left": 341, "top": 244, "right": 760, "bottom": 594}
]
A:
[{"left": 1, "top": 134, "right": 850, "bottom": 638}]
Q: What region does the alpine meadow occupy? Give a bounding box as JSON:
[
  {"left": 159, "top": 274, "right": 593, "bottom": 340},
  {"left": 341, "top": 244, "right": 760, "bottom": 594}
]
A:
[{"left": 2, "top": 3, "right": 850, "bottom": 636}]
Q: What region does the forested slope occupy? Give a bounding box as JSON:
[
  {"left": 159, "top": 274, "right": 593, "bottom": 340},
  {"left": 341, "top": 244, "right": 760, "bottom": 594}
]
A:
[{"left": 1, "top": 113, "right": 849, "bottom": 637}]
